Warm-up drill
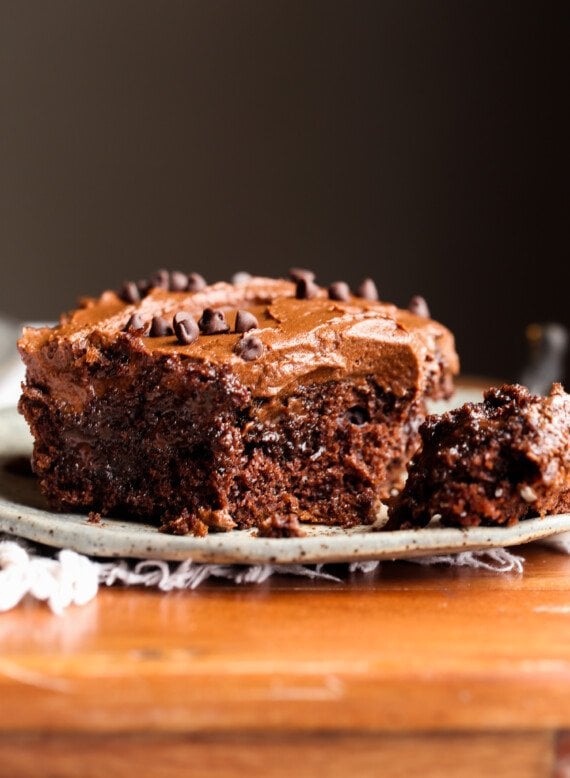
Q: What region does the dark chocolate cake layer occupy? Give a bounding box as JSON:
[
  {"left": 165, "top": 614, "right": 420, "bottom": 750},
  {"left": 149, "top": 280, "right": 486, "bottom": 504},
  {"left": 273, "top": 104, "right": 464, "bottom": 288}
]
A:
[
  {"left": 386, "top": 384, "right": 570, "bottom": 530},
  {"left": 18, "top": 273, "right": 458, "bottom": 534}
]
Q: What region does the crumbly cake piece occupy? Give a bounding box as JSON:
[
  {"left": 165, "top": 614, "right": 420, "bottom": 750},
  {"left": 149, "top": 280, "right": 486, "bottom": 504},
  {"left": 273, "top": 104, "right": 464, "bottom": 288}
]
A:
[
  {"left": 18, "top": 271, "right": 458, "bottom": 535},
  {"left": 386, "top": 384, "right": 570, "bottom": 530}
]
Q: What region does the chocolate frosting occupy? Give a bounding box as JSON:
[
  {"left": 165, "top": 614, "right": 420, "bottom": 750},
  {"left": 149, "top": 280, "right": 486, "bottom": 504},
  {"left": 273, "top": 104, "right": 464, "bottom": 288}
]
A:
[{"left": 19, "top": 277, "right": 459, "bottom": 400}]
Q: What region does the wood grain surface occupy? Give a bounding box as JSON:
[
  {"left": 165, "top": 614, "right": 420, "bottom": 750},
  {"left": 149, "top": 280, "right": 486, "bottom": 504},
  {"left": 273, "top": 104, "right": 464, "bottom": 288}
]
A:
[
  {"left": 2, "top": 545, "right": 570, "bottom": 776},
  {"left": 0, "top": 732, "right": 555, "bottom": 778}
]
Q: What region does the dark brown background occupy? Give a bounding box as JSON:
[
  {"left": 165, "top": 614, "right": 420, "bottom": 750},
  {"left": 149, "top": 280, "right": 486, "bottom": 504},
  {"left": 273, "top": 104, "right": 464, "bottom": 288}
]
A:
[{"left": 1, "top": 1, "right": 567, "bottom": 381}]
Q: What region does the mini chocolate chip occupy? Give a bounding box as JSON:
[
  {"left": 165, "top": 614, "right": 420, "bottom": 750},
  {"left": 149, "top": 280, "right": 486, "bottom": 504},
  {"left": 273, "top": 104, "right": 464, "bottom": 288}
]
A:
[
  {"left": 149, "top": 269, "right": 170, "bottom": 289},
  {"left": 149, "top": 316, "right": 174, "bottom": 337},
  {"left": 169, "top": 271, "right": 188, "bottom": 291},
  {"left": 173, "top": 313, "right": 199, "bottom": 344},
  {"left": 187, "top": 272, "right": 207, "bottom": 292},
  {"left": 356, "top": 278, "right": 379, "bottom": 301},
  {"left": 232, "top": 271, "right": 251, "bottom": 285},
  {"left": 295, "top": 278, "right": 319, "bottom": 300},
  {"left": 123, "top": 314, "right": 147, "bottom": 334},
  {"left": 198, "top": 307, "right": 230, "bottom": 334},
  {"left": 408, "top": 295, "right": 430, "bottom": 318},
  {"left": 289, "top": 267, "right": 316, "bottom": 283},
  {"left": 235, "top": 310, "right": 258, "bottom": 333},
  {"left": 328, "top": 281, "right": 351, "bottom": 301},
  {"left": 118, "top": 281, "right": 140, "bottom": 304},
  {"left": 235, "top": 334, "right": 264, "bottom": 361},
  {"left": 136, "top": 278, "right": 151, "bottom": 297},
  {"left": 173, "top": 311, "right": 192, "bottom": 325}
]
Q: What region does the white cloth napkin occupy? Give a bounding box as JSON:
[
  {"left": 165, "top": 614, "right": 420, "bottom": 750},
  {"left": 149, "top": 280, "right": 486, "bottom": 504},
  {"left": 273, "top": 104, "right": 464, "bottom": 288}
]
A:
[{"left": 0, "top": 534, "right": 525, "bottom": 615}]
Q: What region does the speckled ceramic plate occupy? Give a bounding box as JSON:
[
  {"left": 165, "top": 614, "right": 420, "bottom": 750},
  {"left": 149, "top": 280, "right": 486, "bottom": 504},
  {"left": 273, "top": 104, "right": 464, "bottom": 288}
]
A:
[{"left": 1, "top": 406, "right": 569, "bottom": 563}]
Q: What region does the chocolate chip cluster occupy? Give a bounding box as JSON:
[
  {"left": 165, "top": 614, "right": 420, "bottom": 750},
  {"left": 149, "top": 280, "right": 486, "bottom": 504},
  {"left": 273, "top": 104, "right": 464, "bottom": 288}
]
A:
[
  {"left": 120, "top": 269, "right": 431, "bottom": 364},
  {"left": 289, "top": 267, "right": 430, "bottom": 316},
  {"left": 124, "top": 306, "right": 264, "bottom": 360},
  {"left": 290, "top": 267, "right": 379, "bottom": 302},
  {"left": 119, "top": 267, "right": 429, "bottom": 318},
  {"left": 118, "top": 270, "right": 207, "bottom": 303}
]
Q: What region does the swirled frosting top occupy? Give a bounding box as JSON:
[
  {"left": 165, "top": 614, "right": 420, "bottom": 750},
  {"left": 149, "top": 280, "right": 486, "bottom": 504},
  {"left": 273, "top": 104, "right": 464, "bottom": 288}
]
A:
[{"left": 20, "top": 276, "right": 459, "bottom": 399}]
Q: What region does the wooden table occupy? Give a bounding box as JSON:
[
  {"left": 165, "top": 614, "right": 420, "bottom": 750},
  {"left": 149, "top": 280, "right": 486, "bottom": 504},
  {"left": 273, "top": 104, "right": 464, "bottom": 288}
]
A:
[{"left": 2, "top": 546, "right": 570, "bottom": 777}]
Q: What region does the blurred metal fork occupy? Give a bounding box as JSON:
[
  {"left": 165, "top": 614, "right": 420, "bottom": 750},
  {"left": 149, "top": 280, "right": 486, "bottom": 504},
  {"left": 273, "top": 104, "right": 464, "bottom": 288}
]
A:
[
  {"left": 0, "top": 316, "right": 20, "bottom": 369},
  {"left": 0, "top": 316, "right": 24, "bottom": 409},
  {"left": 519, "top": 322, "right": 568, "bottom": 395}
]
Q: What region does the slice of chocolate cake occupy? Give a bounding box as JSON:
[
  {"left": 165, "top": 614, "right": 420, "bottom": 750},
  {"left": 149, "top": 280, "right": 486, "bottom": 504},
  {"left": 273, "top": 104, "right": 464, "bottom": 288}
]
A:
[
  {"left": 18, "top": 271, "right": 458, "bottom": 535},
  {"left": 386, "top": 384, "right": 570, "bottom": 530}
]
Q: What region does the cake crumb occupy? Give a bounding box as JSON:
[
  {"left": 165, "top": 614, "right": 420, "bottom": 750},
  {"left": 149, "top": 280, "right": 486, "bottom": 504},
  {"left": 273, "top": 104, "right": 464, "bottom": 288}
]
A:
[
  {"left": 163, "top": 510, "right": 209, "bottom": 536},
  {"left": 161, "top": 507, "right": 236, "bottom": 536},
  {"left": 258, "top": 513, "right": 306, "bottom": 538},
  {"left": 186, "top": 515, "right": 209, "bottom": 537},
  {"left": 87, "top": 511, "right": 102, "bottom": 524},
  {"left": 197, "top": 507, "right": 237, "bottom": 531}
]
